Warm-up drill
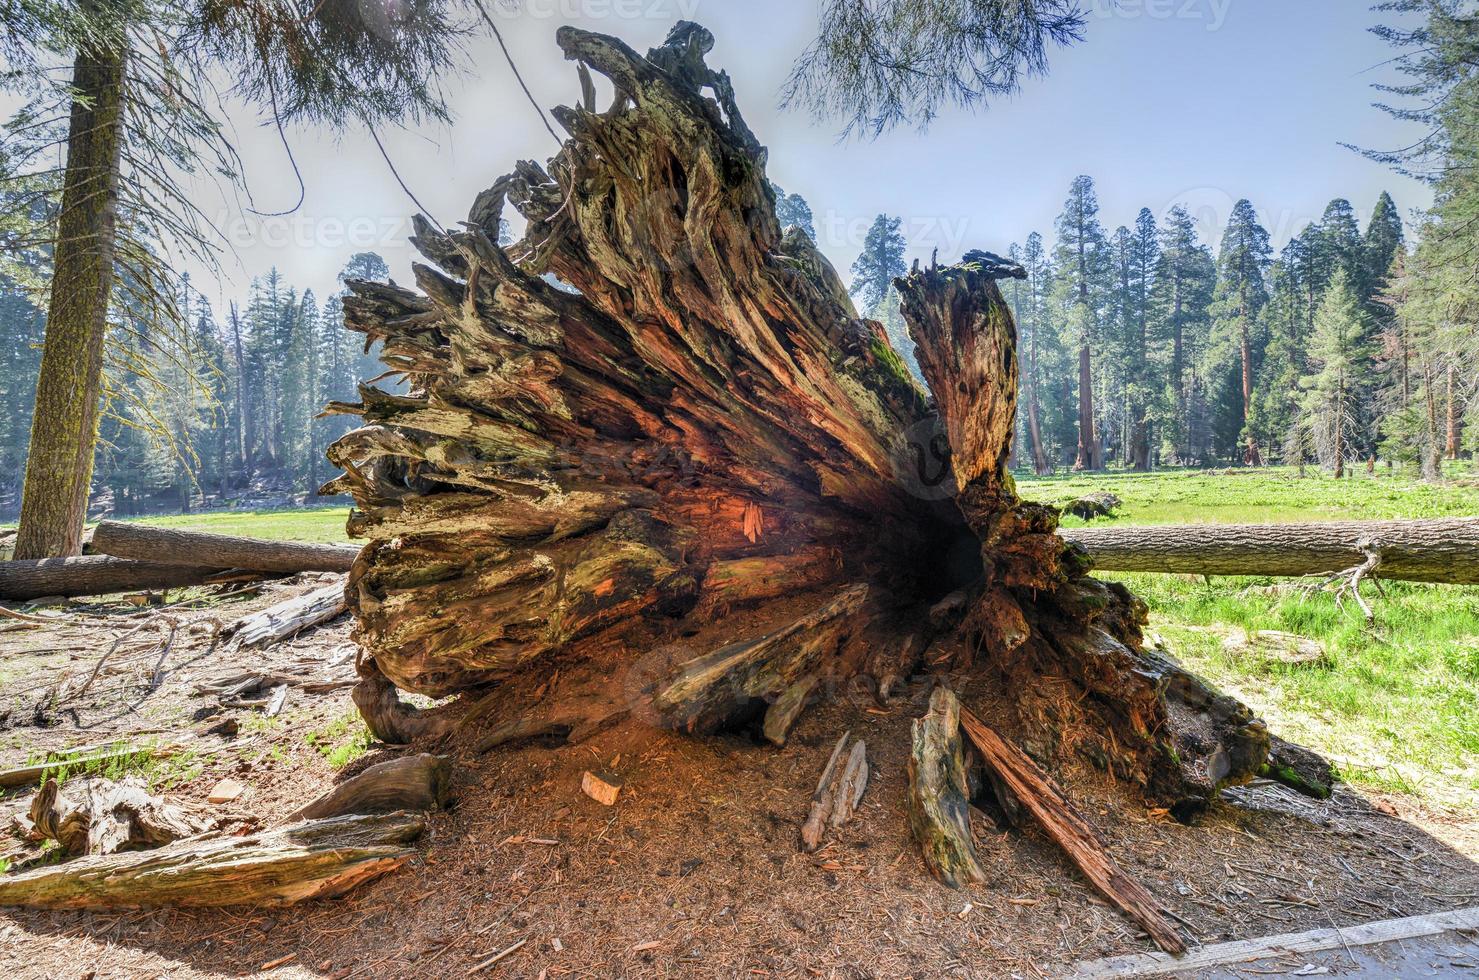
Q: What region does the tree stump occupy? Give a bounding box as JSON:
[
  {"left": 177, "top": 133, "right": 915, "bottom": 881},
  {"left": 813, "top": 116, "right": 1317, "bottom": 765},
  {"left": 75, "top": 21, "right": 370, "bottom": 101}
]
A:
[{"left": 323, "top": 20, "right": 1318, "bottom": 820}]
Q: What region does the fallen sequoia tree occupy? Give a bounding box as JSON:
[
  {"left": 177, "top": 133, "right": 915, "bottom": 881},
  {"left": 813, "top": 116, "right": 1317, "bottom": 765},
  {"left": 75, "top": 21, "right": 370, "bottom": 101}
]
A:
[
  {"left": 1061, "top": 517, "right": 1479, "bottom": 584},
  {"left": 324, "top": 20, "right": 1330, "bottom": 862}
]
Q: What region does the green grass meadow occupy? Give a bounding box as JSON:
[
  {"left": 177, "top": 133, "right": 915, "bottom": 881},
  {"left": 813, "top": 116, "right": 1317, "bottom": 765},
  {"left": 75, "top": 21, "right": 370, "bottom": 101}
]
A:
[
  {"left": 120, "top": 506, "right": 351, "bottom": 542},
  {"left": 1021, "top": 465, "right": 1479, "bottom": 805}
]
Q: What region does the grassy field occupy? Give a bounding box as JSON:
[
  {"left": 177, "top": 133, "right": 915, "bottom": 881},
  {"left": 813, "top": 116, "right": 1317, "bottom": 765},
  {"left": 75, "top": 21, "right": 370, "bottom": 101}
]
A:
[
  {"left": 1021, "top": 465, "right": 1479, "bottom": 805},
  {"left": 1020, "top": 463, "right": 1479, "bottom": 526},
  {"left": 119, "top": 506, "right": 351, "bottom": 542}
]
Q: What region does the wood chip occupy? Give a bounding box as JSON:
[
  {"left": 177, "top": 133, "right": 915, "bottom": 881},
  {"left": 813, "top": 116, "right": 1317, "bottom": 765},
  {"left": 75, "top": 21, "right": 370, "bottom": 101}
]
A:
[{"left": 207, "top": 778, "right": 244, "bottom": 804}]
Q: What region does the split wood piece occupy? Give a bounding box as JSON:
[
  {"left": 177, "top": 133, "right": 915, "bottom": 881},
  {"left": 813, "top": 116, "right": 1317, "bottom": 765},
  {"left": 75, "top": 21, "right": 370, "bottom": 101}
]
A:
[
  {"left": 829, "top": 739, "right": 869, "bottom": 828},
  {"left": 652, "top": 584, "right": 868, "bottom": 736},
  {"left": 800, "top": 731, "right": 850, "bottom": 853},
  {"left": 0, "top": 810, "right": 425, "bottom": 909},
  {"left": 0, "top": 743, "right": 176, "bottom": 791},
  {"left": 762, "top": 675, "right": 819, "bottom": 747},
  {"left": 226, "top": 580, "right": 348, "bottom": 648},
  {"left": 29, "top": 776, "right": 210, "bottom": 856},
  {"left": 91, "top": 521, "right": 361, "bottom": 574},
  {"left": 289, "top": 754, "right": 452, "bottom": 822},
  {"left": 1059, "top": 518, "right": 1479, "bottom": 585},
  {"left": 581, "top": 770, "right": 621, "bottom": 806},
  {"left": 958, "top": 707, "right": 1186, "bottom": 955},
  {"left": 906, "top": 688, "right": 985, "bottom": 888},
  {"left": 0, "top": 556, "right": 230, "bottom": 601}
]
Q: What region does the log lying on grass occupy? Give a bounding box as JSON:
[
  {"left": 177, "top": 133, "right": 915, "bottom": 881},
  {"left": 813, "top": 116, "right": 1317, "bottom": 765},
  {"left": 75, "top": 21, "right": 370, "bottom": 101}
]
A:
[
  {"left": 0, "top": 811, "right": 424, "bottom": 909},
  {"left": 0, "top": 555, "right": 221, "bottom": 601},
  {"left": 1060, "top": 518, "right": 1479, "bottom": 584},
  {"left": 323, "top": 19, "right": 1317, "bottom": 826},
  {"left": 91, "top": 521, "right": 360, "bottom": 574},
  {"left": 959, "top": 707, "right": 1186, "bottom": 955}
]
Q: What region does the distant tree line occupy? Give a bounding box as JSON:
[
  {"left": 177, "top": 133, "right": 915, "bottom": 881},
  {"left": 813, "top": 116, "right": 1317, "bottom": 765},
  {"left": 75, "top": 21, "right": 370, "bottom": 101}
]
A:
[
  {"left": 0, "top": 252, "right": 386, "bottom": 517},
  {"left": 828, "top": 174, "right": 1473, "bottom": 476}
]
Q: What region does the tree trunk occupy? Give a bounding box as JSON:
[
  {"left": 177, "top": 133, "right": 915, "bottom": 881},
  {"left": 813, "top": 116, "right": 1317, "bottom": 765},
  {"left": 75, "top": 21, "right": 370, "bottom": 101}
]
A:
[
  {"left": 324, "top": 22, "right": 1316, "bottom": 819},
  {"left": 1060, "top": 518, "right": 1479, "bottom": 583},
  {"left": 1240, "top": 319, "right": 1261, "bottom": 467},
  {"left": 1446, "top": 363, "right": 1460, "bottom": 460},
  {"left": 14, "top": 39, "right": 126, "bottom": 559},
  {"left": 91, "top": 520, "right": 360, "bottom": 573},
  {"left": 0, "top": 555, "right": 225, "bottom": 601},
  {"left": 1075, "top": 344, "right": 1100, "bottom": 470},
  {"left": 229, "top": 303, "right": 253, "bottom": 484}
]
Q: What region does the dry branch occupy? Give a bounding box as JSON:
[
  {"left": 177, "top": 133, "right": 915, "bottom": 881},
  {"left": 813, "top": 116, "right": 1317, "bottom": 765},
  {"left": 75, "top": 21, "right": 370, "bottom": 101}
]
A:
[
  {"left": 0, "top": 811, "right": 424, "bottom": 910},
  {"left": 959, "top": 707, "right": 1186, "bottom": 955},
  {"left": 91, "top": 521, "right": 360, "bottom": 573},
  {"left": 1060, "top": 518, "right": 1479, "bottom": 584}
]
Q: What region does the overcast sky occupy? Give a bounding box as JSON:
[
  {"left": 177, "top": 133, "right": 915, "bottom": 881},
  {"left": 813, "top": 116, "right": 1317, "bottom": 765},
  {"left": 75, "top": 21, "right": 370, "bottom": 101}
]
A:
[{"left": 186, "top": 0, "right": 1428, "bottom": 313}]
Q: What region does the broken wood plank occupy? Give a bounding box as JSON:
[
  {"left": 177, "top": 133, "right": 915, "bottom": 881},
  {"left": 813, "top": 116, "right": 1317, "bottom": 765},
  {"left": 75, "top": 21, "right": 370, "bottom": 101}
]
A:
[
  {"left": 828, "top": 739, "right": 869, "bottom": 828},
  {"left": 226, "top": 579, "right": 348, "bottom": 648},
  {"left": 907, "top": 688, "right": 985, "bottom": 889},
  {"left": 288, "top": 754, "right": 452, "bottom": 822},
  {"left": 959, "top": 707, "right": 1186, "bottom": 955},
  {"left": 0, "top": 811, "right": 424, "bottom": 909},
  {"left": 91, "top": 521, "right": 360, "bottom": 574}
]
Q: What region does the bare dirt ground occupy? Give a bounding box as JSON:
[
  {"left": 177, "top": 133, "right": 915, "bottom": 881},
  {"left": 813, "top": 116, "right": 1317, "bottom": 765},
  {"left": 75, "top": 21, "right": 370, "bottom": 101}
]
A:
[{"left": 2, "top": 578, "right": 1477, "bottom": 979}]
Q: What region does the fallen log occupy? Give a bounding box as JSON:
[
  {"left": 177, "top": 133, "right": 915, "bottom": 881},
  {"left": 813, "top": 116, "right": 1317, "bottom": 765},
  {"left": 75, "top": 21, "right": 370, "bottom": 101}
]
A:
[
  {"left": 0, "top": 555, "right": 226, "bottom": 601},
  {"left": 226, "top": 579, "right": 348, "bottom": 647},
  {"left": 1060, "top": 518, "right": 1479, "bottom": 584},
  {"left": 322, "top": 18, "right": 1318, "bottom": 835},
  {"left": 30, "top": 776, "right": 209, "bottom": 856},
  {"left": 0, "top": 811, "right": 424, "bottom": 909},
  {"left": 287, "top": 754, "right": 452, "bottom": 822},
  {"left": 959, "top": 707, "right": 1186, "bottom": 955},
  {"left": 92, "top": 521, "right": 360, "bottom": 574}
]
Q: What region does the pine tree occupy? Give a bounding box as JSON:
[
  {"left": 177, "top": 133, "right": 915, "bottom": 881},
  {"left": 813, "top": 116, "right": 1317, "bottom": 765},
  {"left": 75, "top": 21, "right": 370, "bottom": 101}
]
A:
[
  {"left": 849, "top": 215, "right": 907, "bottom": 314},
  {"left": 1154, "top": 206, "right": 1215, "bottom": 463},
  {"left": 1210, "top": 199, "right": 1272, "bottom": 465},
  {"left": 1296, "top": 270, "right": 1370, "bottom": 478},
  {"left": 1054, "top": 176, "right": 1107, "bottom": 470},
  {"left": 770, "top": 182, "right": 817, "bottom": 241}
]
